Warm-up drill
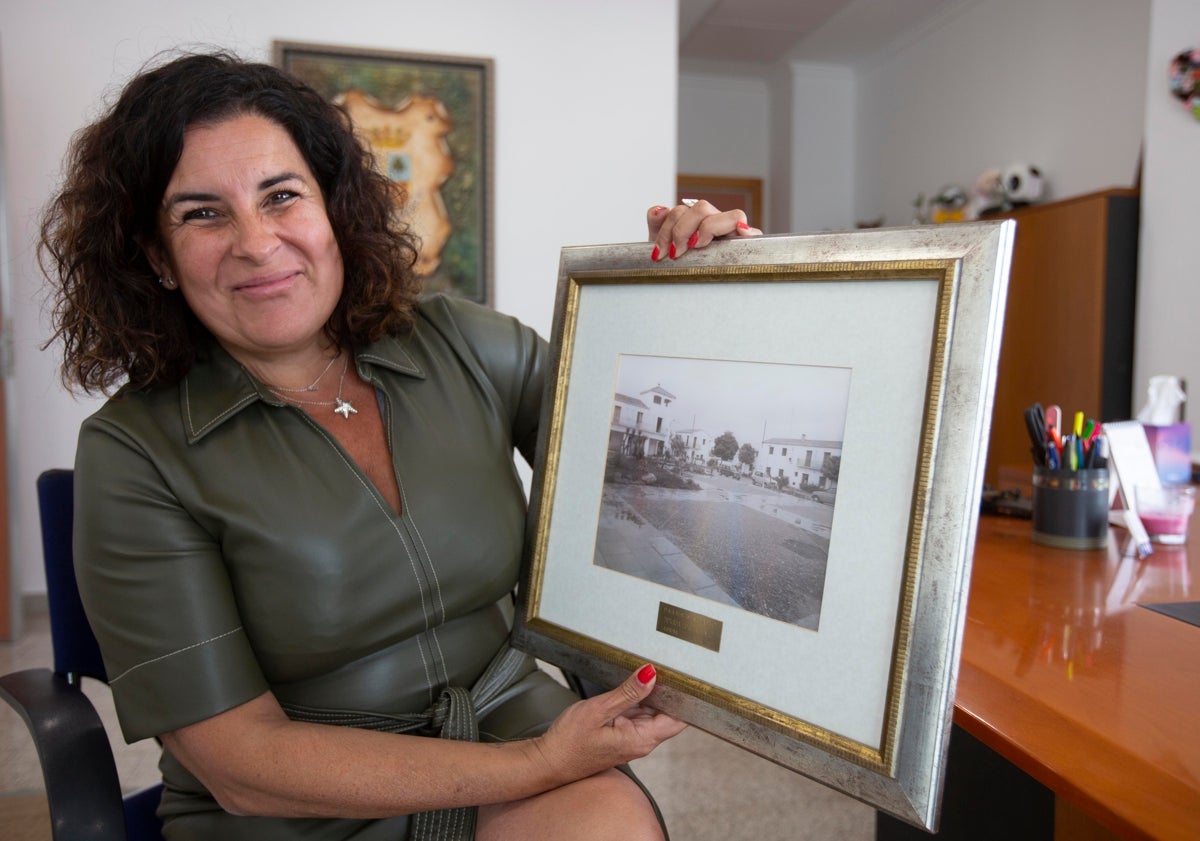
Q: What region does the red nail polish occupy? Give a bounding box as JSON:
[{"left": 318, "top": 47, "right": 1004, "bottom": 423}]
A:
[
  {"left": 737, "top": 221, "right": 750, "bottom": 230},
  {"left": 669, "top": 242, "right": 678, "bottom": 260},
  {"left": 687, "top": 231, "right": 699, "bottom": 248},
  {"left": 651, "top": 245, "right": 660, "bottom": 262},
  {"left": 637, "top": 664, "right": 656, "bottom": 685},
  {"left": 653, "top": 205, "right": 667, "bottom": 216}
]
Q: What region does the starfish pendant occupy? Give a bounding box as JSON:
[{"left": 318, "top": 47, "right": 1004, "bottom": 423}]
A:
[{"left": 334, "top": 398, "right": 358, "bottom": 419}]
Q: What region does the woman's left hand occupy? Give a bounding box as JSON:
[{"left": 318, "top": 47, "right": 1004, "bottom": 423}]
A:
[
  {"left": 526, "top": 664, "right": 686, "bottom": 786},
  {"left": 646, "top": 200, "right": 762, "bottom": 262}
]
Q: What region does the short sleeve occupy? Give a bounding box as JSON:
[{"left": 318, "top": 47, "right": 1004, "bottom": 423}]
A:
[
  {"left": 74, "top": 415, "right": 268, "bottom": 743},
  {"left": 419, "top": 296, "right": 549, "bottom": 465}
]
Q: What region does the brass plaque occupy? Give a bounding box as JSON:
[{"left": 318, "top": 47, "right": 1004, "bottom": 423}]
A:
[{"left": 656, "top": 602, "right": 723, "bottom": 652}]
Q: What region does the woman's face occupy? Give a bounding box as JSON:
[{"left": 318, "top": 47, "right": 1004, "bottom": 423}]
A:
[{"left": 149, "top": 113, "right": 344, "bottom": 367}]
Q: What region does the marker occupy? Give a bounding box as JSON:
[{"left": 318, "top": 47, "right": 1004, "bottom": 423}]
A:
[
  {"left": 1045, "top": 405, "right": 1062, "bottom": 437},
  {"left": 1048, "top": 426, "right": 1063, "bottom": 460}
]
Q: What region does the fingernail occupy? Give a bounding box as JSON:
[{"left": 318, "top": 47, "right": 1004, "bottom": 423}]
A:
[
  {"left": 687, "top": 231, "right": 699, "bottom": 248},
  {"left": 651, "top": 245, "right": 660, "bottom": 262},
  {"left": 669, "top": 242, "right": 678, "bottom": 260},
  {"left": 637, "top": 664, "right": 656, "bottom": 685},
  {"left": 737, "top": 221, "right": 750, "bottom": 230},
  {"left": 652, "top": 205, "right": 667, "bottom": 216}
]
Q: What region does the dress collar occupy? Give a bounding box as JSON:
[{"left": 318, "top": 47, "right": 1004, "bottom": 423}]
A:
[{"left": 179, "top": 335, "right": 425, "bottom": 444}]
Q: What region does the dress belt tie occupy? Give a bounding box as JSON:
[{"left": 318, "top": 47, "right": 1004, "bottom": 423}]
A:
[{"left": 281, "top": 645, "right": 536, "bottom": 841}]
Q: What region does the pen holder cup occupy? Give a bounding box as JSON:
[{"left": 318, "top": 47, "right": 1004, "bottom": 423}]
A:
[{"left": 1031, "top": 467, "right": 1110, "bottom": 550}]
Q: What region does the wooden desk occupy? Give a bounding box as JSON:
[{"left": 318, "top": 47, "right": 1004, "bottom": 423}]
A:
[{"left": 954, "top": 513, "right": 1200, "bottom": 840}]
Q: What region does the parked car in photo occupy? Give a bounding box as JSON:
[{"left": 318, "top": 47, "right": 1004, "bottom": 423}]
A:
[
  {"left": 751, "top": 470, "right": 768, "bottom": 487},
  {"left": 810, "top": 486, "right": 837, "bottom": 504}
]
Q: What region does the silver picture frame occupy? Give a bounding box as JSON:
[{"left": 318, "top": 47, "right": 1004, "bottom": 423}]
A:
[{"left": 513, "top": 221, "right": 1015, "bottom": 829}]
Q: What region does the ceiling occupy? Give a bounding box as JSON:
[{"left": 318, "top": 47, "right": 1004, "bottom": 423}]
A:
[{"left": 679, "top": 0, "right": 962, "bottom": 67}]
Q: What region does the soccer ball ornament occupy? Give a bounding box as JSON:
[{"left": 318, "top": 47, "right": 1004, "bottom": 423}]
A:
[{"left": 1002, "top": 163, "right": 1044, "bottom": 206}]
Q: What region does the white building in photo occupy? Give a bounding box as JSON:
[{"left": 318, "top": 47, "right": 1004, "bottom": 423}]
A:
[
  {"left": 609, "top": 384, "right": 676, "bottom": 458},
  {"left": 760, "top": 435, "right": 842, "bottom": 490},
  {"left": 672, "top": 427, "right": 710, "bottom": 464}
]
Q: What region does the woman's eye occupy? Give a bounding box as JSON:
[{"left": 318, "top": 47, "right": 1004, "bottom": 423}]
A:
[
  {"left": 268, "top": 189, "right": 299, "bottom": 205},
  {"left": 180, "top": 207, "right": 220, "bottom": 222}
]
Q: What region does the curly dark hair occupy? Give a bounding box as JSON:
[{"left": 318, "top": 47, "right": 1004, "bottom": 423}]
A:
[{"left": 39, "top": 50, "right": 422, "bottom": 394}]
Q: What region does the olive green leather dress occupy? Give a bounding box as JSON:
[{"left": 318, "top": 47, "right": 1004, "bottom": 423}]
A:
[{"left": 73, "top": 295, "right": 628, "bottom": 839}]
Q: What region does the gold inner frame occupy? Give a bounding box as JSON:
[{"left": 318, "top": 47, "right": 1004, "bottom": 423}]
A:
[{"left": 523, "top": 259, "right": 959, "bottom": 776}]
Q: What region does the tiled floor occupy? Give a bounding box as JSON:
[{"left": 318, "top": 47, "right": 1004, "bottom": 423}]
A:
[{"left": 1, "top": 603, "right": 874, "bottom": 840}]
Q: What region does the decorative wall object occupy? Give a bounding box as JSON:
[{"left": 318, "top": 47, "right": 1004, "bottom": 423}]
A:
[
  {"left": 275, "top": 41, "right": 494, "bottom": 304},
  {"left": 1168, "top": 47, "right": 1200, "bottom": 120}
]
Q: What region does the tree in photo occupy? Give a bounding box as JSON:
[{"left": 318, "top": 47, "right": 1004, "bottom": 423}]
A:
[
  {"left": 738, "top": 443, "right": 758, "bottom": 472},
  {"left": 822, "top": 454, "right": 841, "bottom": 485},
  {"left": 711, "top": 431, "right": 739, "bottom": 462}
]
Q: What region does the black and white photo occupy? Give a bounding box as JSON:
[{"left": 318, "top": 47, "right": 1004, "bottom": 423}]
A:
[{"left": 595, "top": 353, "right": 850, "bottom": 630}]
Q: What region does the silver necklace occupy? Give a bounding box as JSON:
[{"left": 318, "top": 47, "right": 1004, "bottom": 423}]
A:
[
  {"left": 267, "top": 356, "right": 358, "bottom": 419},
  {"left": 266, "top": 353, "right": 339, "bottom": 393}
]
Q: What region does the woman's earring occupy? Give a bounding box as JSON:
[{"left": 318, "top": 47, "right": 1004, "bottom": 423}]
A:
[{"left": 159, "top": 276, "right": 178, "bottom": 291}]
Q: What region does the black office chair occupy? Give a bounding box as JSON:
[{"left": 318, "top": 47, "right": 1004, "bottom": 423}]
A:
[{"left": 0, "top": 468, "right": 164, "bottom": 841}]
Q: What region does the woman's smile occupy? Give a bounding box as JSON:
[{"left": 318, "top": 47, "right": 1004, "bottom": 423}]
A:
[{"left": 232, "top": 270, "right": 301, "bottom": 298}]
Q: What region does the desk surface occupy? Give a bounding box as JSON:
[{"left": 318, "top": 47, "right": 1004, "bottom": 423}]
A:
[{"left": 957, "top": 513, "right": 1200, "bottom": 840}]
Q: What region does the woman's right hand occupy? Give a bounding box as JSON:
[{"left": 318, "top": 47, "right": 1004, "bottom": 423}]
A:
[
  {"left": 646, "top": 200, "right": 762, "bottom": 262},
  {"left": 525, "top": 665, "right": 687, "bottom": 785}
]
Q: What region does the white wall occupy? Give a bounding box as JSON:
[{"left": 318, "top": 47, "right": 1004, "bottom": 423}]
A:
[
  {"left": 1134, "top": 0, "right": 1200, "bottom": 431},
  {"left": 678, "top": 61, "right": 857, "bottom": 234},
  {"left": 681, "top": 0, "right": 1163, "bottom": 408},
  {"left": 856, "top": 0, "right": 1151, "bottom": 227},
  {"left": 0, "top": 0, "right": 678, "bottom": 596},
  {"left": 681, "top": 0, "right": 1151, "bottom": 232},
  {"left": 788, "top": 63, "right": 856, "bottom": 232},
  {"left": 677, "top": 71, "right": 771, "bottom": 228},
  {"left": 678, "top": 72, "right": 770, "bottom": 180}
]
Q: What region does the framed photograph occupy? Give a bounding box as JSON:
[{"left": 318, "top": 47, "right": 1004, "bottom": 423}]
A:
[
  {"left": 275, "top": 41, "right": 493, "bottom": 305},
  {"left": 677, "top": 174, "right": 763, "bottom": 229},
  {"left": 513, "top": 222, "right": 1015, "bottom": 829}
]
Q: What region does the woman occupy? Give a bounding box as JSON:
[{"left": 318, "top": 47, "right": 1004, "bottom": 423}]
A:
[{"left": 39, "top": 50, "right": 760, "bottom": 840}]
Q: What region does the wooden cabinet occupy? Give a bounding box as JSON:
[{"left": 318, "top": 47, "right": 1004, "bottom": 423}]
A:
[{"left": 984, "top": 188, "right": 1139, "bottom": 488}]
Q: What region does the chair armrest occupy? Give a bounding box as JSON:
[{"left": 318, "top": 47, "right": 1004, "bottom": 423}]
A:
[
  {"left": 0, "top": 667, "right": 128, "bottom": 841},
  {"left": 562, "top": 671, "right": 605, "bottom": 699}
]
